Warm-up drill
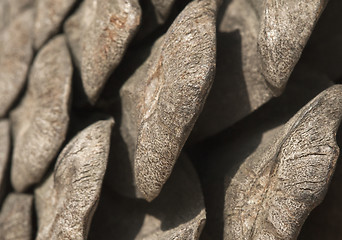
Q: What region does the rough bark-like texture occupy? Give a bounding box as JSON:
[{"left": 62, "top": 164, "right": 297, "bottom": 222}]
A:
[
  {"left": 33, "top": 0, "right": 78, "bottom": 49},
  {"left": 258, "top": 0, "right": 328, "bottom": 94},
  {"left": 190, "top": 0, "right": 327, "bottom": 141},
  {"left": 35, "top": 118, "right": 114, "bottom": 240},
  {"left": 120, "top": 0, "right": 217, "bottom": 201},
  {"left": 224, "top": 85, "right": 342, "bottom": 239},
  {"left": 192, "top": 59, "right": 333, "bottom": 240},
  {"left": 0, "top": 0, "right": 340, "bottom": 238},
  {"left": 64, "top": 0, "right": 141, "bottom": 104},
  {"left": 0, "top": 120, "right": 10, "bottom": 202},
  {"left": 0, "top": 9, "right": 34, "bottom": 117},
  {"left": 0, "top": 193, "right": 33, "bottom": 240},
  {"left": 10, "top": 35, "right": 72, "bottom": 192},
  {"left": 89, "top": 154, "right": 205, "bottom": 240},
  {"left": 0, "top": 0, "right": 34, "bottom": 30},
  {"left": 298, "top": 142, "right": 342, "bottom": 239}
]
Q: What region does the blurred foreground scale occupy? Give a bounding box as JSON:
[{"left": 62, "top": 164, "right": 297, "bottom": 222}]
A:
[
  {"left": 10, "top": 35, "right": 72, "bottom": 192},
  {"left": 0, "top": 9, "right": 34, "bottom": 117},
  {"left": 33, "top": 0, "right": 78, "bottom": 49},
  {"left": 0, "top": 193, "right": 33, "bottom": 240},
  {"left": 0, "top": 0, "right": 34, "bottom": 31},
  {"left": 0, "top": 120, "right": 10, "bottom": 202}
]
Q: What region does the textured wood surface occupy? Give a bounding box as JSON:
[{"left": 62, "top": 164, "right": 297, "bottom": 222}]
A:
[
  {"left": 35, "top": 119, "right": 114, "bottom": 240},
  {"left": 0, "top": 0, "right": 340, "bottom": 239}
]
